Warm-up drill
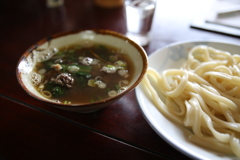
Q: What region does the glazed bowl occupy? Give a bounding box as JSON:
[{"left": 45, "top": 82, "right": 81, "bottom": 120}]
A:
[{"left": 16, "top": 29, "right": 148, "bottom": 113}]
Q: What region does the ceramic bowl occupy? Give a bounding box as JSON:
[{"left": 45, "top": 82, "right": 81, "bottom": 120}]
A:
[{"left": 16, "top": 29, "right": 148, "bottom": 113}]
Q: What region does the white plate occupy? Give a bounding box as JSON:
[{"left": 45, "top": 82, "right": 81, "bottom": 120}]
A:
[{"left": 136, "top": 41, "right": 240, "bottom": 160}]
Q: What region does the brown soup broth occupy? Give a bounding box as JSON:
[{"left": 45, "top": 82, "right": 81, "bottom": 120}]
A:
[{"left": 34, "top": 43, "right": 135, "bottom": 104}]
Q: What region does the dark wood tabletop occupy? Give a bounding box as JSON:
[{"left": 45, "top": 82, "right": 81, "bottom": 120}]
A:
[{"left": 0, "top": 0, "right": 239, "bottom": 160}]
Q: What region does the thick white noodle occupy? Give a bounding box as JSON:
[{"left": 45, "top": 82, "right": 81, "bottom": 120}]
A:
[{"left": 142, "top": 45, "right": 240, "bottom": 157}]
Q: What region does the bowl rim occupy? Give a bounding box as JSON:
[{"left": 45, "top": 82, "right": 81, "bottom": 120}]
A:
[{"left": 16, "top": 29, "right": 148, "bottom": 107}]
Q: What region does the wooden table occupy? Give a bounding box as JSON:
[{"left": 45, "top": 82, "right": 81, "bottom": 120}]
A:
[{"left": 0, "top": 0, "right": 239, "bottom": 159}]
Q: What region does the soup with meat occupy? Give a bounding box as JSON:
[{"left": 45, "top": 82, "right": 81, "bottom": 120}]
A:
[{"left": 30, "top": 41, "right": 134, "bottom": 104}]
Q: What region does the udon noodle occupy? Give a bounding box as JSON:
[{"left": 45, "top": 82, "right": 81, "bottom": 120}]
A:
[{"left": 142, "top": 45, "right": 240, "bottom": 157}]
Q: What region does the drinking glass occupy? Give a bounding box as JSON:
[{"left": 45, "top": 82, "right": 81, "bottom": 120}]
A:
[{"left": 125, "top": 0, "right": 156, "bottom": 46}]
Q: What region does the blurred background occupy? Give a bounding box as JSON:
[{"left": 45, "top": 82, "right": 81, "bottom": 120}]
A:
[{"left": 1, "top": 0, "right": 239, "bottom": 57}]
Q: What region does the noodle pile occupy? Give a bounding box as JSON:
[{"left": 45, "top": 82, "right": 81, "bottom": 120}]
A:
[{"left": 142, "top": 45, "right": 240, "bottom": 157}]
